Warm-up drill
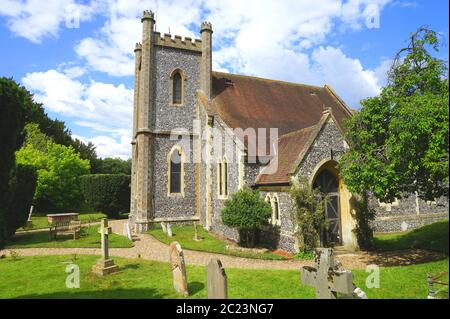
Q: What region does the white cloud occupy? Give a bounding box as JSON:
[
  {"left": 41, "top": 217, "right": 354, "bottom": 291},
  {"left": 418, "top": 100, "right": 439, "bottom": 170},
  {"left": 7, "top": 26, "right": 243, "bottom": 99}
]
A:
[
  {"left": 310, "top": 46, "right": 385, "bottom": 106},
  {"left": 74, "top": 0, "right": 202, "bottom": 76},
  {"left": 390, "top": 1, "right": 419, "bottom": 8},
  {"left": 0, "top": 0, "right": 96, "bottom": 43},
  {"left": 12, "top": 0, "right": 398, "bottom": 156},
  {"left": 22, "top": 70, "right": 133, "bottom": 158},
  {"left": 73, "top": 134, "right": 131, "bottom": 159}
]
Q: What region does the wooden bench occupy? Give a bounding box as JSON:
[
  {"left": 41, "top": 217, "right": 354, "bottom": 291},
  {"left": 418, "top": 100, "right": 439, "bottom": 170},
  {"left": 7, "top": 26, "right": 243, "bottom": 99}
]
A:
[{"left": 49, "top": 220, "right": 82, "bottom": 240}]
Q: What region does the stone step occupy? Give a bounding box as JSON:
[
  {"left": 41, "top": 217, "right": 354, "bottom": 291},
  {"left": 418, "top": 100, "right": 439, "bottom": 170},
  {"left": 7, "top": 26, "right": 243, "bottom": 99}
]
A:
[{"left": 332, "top": 246, "right": 354, "bottom": 255}]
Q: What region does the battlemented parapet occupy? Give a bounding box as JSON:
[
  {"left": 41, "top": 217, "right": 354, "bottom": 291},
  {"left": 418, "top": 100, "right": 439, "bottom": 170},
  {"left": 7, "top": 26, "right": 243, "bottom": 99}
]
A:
[{"left": 153, "top": 32, "right": 202, "bottom": 53}]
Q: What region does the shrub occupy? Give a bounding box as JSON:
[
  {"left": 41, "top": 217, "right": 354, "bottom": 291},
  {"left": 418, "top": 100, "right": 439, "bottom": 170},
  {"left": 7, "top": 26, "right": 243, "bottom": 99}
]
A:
[
  {"left": 16, "top": 126, "right": 90, "bottom": 213},
  {"left": 5, "top": 164, "right": 37, "bottom": 238},
  {"left": 351, "top": 192, "right": 375, "bottom": 250},
  {"left": 290, "top": 177, "right": 326, "bottom": 252},
  {"left": 80, "top": 174, "right": 130, "bottom": 218},
  {"left": 221, "top": 188, "right": 272, "bottom": 247}
]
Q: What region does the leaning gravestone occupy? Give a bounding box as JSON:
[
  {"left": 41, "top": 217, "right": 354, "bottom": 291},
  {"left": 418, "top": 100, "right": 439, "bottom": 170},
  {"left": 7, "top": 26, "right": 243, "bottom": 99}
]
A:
[
  {"left": 169, "top": 241, "right": 188, "bottom": 296},
  {"left": 301, "top": 248, "right": 354, "bottom": 299},
  {"left": 26, "top": 205, "right": 34, "bottom": 228},
  {"left": 207, "top": 258, "right": 228, "bottom": 299},
  {"left": 166, "top": 223, "right": 173, "bottom": 237},
  {"left": 27, "top": 205, "right": 33, "bottom": 222},
  {"left": 92, "top": 219, "right": 119, "bottom": 276}
]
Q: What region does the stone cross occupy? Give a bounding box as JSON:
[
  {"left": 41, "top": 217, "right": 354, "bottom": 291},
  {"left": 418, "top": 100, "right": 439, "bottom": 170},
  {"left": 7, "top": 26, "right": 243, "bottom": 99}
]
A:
[
  {"left": 169, "top": 241, "right": 188, "bottom": 296},
  {"left": 92, "top": 218, "right": 119, "bottom": 276},
  {"left": 167, "top": 223, "right": 173, "bottom": 237},
  {"left": 301, "top": 248, "right": 354, "bottom": 299},
  {"left": 207, "top": 258, "right": 228, "bottom": 299}
]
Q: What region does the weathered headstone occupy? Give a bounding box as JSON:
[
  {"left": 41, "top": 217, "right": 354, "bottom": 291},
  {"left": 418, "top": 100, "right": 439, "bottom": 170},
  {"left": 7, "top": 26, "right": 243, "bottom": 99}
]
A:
[
  {"left": 401, "top": 221, "right": 408, "bottom": 232},
  {"left": 193, "top": 222, "right": 200, "bottom": 241},
  {"left": 26, "top": 205, "right": 34, "bottom": 228},
  {"left": 161, "top": 222, "right": 167, "bottom": 233},
  {"left": 169, "top": 241, "right": 188, "bottom": 296},
  {"left": 123, "top": 222, "right": 132, "bottom": 241},
  {"left": 207, "top": 258, "right": 228, "bottom": 299},
  {"left": 167, "top": 223, "right": 173, "bottom": 237},
  {"left": 92, "top": 219, "right": 119, "bottom": 276},
  {"left": 301, "top": 248, "right": 354, "bottom": 299},
  {"left": 27, "top": 205, "right": 34, "bottom": 222}
]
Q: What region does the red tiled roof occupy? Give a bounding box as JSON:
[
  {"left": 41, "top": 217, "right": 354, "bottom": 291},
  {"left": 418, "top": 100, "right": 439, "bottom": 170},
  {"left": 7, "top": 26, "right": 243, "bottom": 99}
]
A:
[
  {"left": 211, "top": 72, "right": 352, "bottom": 138},
  {"left": 208, "top": 71, "right": 353, "bottom": 185},
  {"left": 256, "top": 125, "right": 318, "bottom": 185}
]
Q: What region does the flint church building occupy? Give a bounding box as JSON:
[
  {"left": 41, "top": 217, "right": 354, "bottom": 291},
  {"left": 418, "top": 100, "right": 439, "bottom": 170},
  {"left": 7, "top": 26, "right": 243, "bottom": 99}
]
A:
[{"left": 129, "top": 11, "right": 448, "bottom": 252}]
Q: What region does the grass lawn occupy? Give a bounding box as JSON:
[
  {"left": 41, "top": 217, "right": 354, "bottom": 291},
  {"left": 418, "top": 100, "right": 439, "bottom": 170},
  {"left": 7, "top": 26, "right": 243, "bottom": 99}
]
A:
[
  {"left": 374, "top": 220, "right": 449, "bottom": 255},
  {"left": 5, "top": 225, "right": 133, "bottom": 249},
  {"left": 0, "top": 255, "right": 447, "bottom": 299},
  {"left": 148, "top": 225, "right": 288, "bottom": 260},
  {"left": 20, "top": 212, "right": 107, "bottom": 231}
]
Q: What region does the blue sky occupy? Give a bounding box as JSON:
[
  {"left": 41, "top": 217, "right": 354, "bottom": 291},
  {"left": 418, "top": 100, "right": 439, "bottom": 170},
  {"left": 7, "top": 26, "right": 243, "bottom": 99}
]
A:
[{"left": 0, "top": 0, "right": 448, "bottom": 159}]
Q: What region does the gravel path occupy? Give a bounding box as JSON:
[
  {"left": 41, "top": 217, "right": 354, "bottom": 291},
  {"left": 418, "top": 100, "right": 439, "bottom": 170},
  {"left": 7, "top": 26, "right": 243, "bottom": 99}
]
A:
[{"left": 1, "top": 220, "right": 446, "bottom": 270}]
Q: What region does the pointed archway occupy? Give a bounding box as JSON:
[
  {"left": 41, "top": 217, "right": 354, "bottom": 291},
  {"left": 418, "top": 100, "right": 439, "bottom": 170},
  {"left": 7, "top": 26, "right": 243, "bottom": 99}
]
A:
[
  {"left": 313, "top": 168, "right": 341, "bottom": 245},
  {"left": 310, "top": 160, "right": 358, "bottom": 250}
]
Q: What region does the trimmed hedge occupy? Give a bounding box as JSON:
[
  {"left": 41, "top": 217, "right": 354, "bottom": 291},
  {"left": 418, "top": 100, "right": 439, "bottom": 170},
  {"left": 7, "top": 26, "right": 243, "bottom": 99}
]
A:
[
  {"left": 221, "top": 188, "right": 272, "bottom": 247},
  {"left": 80, "top": 174, "right": 130, "bottom": 218},
  {"left": 5, "top": 165, "right": 37, "bottom": 237}
]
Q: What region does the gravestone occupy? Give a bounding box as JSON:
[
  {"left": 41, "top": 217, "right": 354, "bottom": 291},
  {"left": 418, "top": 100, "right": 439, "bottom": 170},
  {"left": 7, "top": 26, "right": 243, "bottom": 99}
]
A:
[
  {"left": 123, "top": 222, "right": 132, "bottom": 241},
  {"left": 301, "top": 248, "right": 354, "bottom": 299},
  {"left": 193, "top": 222, "right": 200, "bottom": 241},
  {"left": 92, "top": 219, "right": 119, "bottom": 276},
  {"left": 27, "top": 205, "right": 33, "bottom": 222},
  {"left": 26, "top": 205, "right": 34, "bottom": 228},
  {"left": 167, "top": 223, "right": 173, "bottom": 237},
  {"left": 161, "top": 222, "right": 167, "bottom": 233},
  {"left": 207, "top": 258, "right": 228, "bottom": 299},
  {"left": 169, "top": 241, "right": 188, "bottom": 296},
  {"left": 401, "top": 221, "right": 408, "bottom": 232}
]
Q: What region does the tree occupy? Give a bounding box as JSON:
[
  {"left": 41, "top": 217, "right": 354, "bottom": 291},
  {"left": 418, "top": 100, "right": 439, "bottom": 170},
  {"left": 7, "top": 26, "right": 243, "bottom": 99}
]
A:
[
  {"left": 16, "top": 126, "right": 90, "bottom": 213},
  {"left": 290, "top": 177, "right": 326, "bottom": 252},
  {"left": 9, "top": 79, "right": 99, "bottom": 172},
  {"left": 93, "top": 157, "right": 132, "bottom": 175},
  {"left": 0, "top": 78, "right": 29, "bottom": 247},
  {"left": 339, "top": 28, "right": 449, "bottom": 203},
  {"left": 79, "top": 174, "right": 130, "bottom": 218},
  {"left": 221, "top": 188, "right": 272, "bottom": 247}
]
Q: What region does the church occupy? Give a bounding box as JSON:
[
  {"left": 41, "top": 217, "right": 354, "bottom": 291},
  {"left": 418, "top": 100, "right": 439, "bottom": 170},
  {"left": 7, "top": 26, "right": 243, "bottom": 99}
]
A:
[{"left": 128, "top": 11, "right": 448, "bottom": 253}]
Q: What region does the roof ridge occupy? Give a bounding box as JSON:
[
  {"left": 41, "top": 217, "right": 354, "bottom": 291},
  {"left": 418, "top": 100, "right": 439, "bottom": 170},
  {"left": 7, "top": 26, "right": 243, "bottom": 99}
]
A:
[{"left": 212, "top": 71, "right": 323, "bottom": 90}]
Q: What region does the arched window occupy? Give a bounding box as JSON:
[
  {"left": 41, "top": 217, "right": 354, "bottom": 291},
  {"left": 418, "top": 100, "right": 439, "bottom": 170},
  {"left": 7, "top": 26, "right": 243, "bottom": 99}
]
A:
[
  {"left": 217, "top": 158, "right": 228, "bottom": 198},
  {"left": 223, "top": 159, "right": 228, "bottom": 196},
  {"left": 168, "top": 147, "right": 184, "bottom": 196},
  {"left": 172, "top": 70, "right": 183, "bottom": 105},
  {"left": 273, "top": 195, "right": 280, "bottom": 225}
]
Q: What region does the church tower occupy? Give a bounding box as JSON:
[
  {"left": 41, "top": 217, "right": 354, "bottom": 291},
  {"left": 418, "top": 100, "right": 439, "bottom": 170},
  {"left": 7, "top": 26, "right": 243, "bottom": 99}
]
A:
[
  {"left": 130, "top": 10, "right": 155, "bottom": 232},
  {"left": 129, "top": 10, "right": 213, "bottom": 232}
]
